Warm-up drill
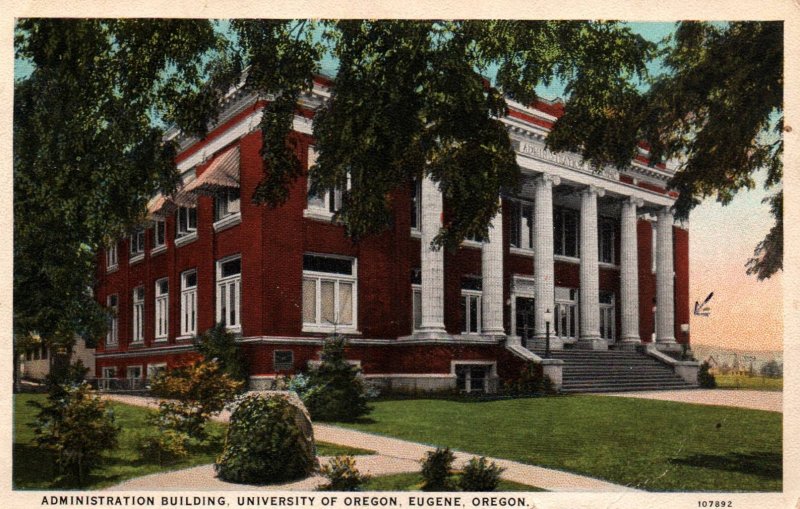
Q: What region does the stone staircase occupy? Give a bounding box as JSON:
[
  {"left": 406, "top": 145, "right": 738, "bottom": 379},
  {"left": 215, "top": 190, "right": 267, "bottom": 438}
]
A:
[{"left": 530, "top": 348, "right": 698, "bottom": 393}]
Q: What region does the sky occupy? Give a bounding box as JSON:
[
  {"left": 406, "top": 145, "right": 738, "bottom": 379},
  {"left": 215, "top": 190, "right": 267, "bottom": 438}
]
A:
[{"left": 13, "top": 21, "right": 783, "bottom": 352}]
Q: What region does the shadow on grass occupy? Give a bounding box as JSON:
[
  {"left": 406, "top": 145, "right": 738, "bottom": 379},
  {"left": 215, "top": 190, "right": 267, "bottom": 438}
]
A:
[
  {"left": 13, "top": 443, "right": 125, "bottom": 490},
  {"left": 670, "top": 451, "right": 782, "bottom": 480}
]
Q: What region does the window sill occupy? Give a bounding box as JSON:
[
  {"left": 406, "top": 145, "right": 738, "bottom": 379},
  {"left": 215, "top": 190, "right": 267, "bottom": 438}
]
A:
[
  {"left": 151, "top": 245, "right": 167, "bottom": 257},
  {"left": 460, "top": 239, "right": 482, "bottom": 249},
  {"left": 554, "top": 255, "right": 580, "bottom": 265},
  {"left": 598, "top": 262, "right": 620, "bottom": 270},
  {"left": 303, "top": 208, "right": 335, "bottom": 222},
  {"left": 302, "top": 325, "right": 361, "bottom": 335},
  {"left": 410, "top": 229, "right": 422, "bottom": 239},
  {"left": 129, "top": 341, "right": 144, "bottom": 348},
  {"left": 176, "top": 334, "right": 195, "bottom": 342},
  {"left": 509, "top": 247, "right": 534, "bottom": 257},
  {"left": 213, "top": 213, "right": 242, "bottom": 233},
  {"left": 153, "top": 337, "right": 168, "bottom": 343},
  {"left": 129, "top": 253, "right": 145, "bottom": 265},
  {"left": 175, "top": 231, "right": 198, "bottom": 247},
  {"left": 106, "top": 265, "right": 119, "bottom": 274}
]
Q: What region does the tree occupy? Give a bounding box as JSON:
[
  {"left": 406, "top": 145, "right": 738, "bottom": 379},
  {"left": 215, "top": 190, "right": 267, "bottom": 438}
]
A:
[
  {"left": 195, "top": 323, "right": 248, "bottom": 385},
  {"left": 13, "top": 19, "right": 232, "bottom": 353}
]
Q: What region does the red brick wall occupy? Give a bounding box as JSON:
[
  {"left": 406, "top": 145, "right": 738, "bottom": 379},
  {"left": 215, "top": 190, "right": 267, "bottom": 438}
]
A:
[{"left": 674, "top": 226, "right": 690, "bottom": 344}]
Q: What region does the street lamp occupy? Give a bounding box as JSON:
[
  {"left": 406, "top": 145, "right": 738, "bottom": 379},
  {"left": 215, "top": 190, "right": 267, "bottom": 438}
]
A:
[{"left": 543, "top": 308, "right": 554, "bottom": 358}]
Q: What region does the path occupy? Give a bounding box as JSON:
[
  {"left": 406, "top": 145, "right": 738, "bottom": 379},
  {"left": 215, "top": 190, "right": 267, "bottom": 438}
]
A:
[
  {"left": 592, "top": 389, "right": 782, "bottom": 412},
  {"left": 102, "top": 394, "right": 639, "bottom": 492}
]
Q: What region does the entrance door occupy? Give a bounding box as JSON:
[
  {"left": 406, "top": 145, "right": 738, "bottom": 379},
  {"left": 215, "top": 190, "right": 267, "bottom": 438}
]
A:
[
  {"left": 515, "top": 297, "right": 536, "bottom": 342},
  {"left": 555, "top": 287, "right": 578, "bottom": 343}
]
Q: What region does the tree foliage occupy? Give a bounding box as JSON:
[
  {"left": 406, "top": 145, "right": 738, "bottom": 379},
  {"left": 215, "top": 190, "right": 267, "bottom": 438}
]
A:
[{"left": 195, "top": 323, "right": 249, "bottom": 385}]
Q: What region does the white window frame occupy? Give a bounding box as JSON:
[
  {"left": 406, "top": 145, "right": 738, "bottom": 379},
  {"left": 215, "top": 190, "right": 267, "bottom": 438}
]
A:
[
  {"left": 106, "top": 295, "right": 118, "bottom": 347},
  {"left": 152, "top": 219, "right": 167, "bottom": 254},
  {"left": 598, "top": 216, "right": 616, "bottom": 265},
  {"left": 651, "top": 222, "right": 657, "bottom": 274},
  {"left": 146, "top": 362, "right": 167, "bottom": 382},
  {"left": 510, "top": 200, "right": 535, "bottom": 251},
  {"left": 154, "top": 278, "right": 169, "bottom": 341},
  {"left": 554, "top": 207, "right": 580, "bottom": 259},
  {"left": 412, "top": 284, "right": 422, "bottom": 332},
  {"left": 132, "top": 286, "right": 144, "bottom": 344},
  {"left": 216, "top": 255, "right": 242, "bottom": 332},
  {"left": 180, "top": 269, "right": 198, "bottom": 338},
  {"left": 304, "top": 146, "right": 351, "bottom": 221},
  {"left": 452, "top": 361, "right": 496, "bottom": 394},
  {"left": 106, "top": 244, "right": 118, "bottom": 272},
  {"left": 130, "top": 228, "right": 145, "bottom": 263},
  {"left": 100, "top": 367, "right": 117, "bottom": 390},
  {"left": 461, "top": 290, "right": 482, "bottom": 335},
  {"left": 554, "top": 287, "right": 579, "bottom": 342},
  {"left": 302, "top": 254, "right": 358, "bottom": 333},
  {"left": 213, "top": 187, "right": 242, "bottom": 232},
  {"left": 176, "top": 206, "right": 198, "bottom": 246},
  {"left": 410, "top": 177, "right": 422, "bottom": 236}
]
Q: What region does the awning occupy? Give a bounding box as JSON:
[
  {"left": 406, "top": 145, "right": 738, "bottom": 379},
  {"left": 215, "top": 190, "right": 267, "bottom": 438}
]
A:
[
  {"left": 146, "top": 187, "right": 197, "bottom": 219},
  {"left": 184, "top": 146, "right": 240, "bottom": 195}
]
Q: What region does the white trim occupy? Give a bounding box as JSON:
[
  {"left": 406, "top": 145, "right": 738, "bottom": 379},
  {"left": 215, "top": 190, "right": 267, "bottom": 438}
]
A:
[
  {"left": 213, "top": 212, "right": 242, "bottom": 232},
  {"left": 362, "top": 373, "right": 457, "bottom": 379},
  {"left": 510, "top": 246, "right": 534, "bottom": 257},
  {"left": 150, "top": 245, "right": 167, "bottom": 257},
  {"left": 174, "top": 231, "right": 198, "bottom": 247},
  {"left": 598, "top": 262, "right": 620, "bottom": 271},
  {"left": 461, "top": 289, "right": 482, "bottom": 335},
  {"left": 180, "top": 269, "right": 198, "bottom": 337},
  {"left": 129, "top": 253, "right": 145, "bottom": 265},
  {"left": 301, "top": 254, "right": 358, "bottom": 333},
  {"left": 106, "top": 265, "right": 119, "bottom": 274},
  {"left": 154, "top": 277, "right": 169, "bottom": 341},
  {"left": 216, "top": 254, "right": 242, "bottom": 330},
  {"left": 410, "top": 229, "right": 422, "bottom": 239},
  {"left": 303, "top": 208, "right": 335, "bottom": 221},
  {"left": 554, "top": 254, "right": 580, "bottom": 265},
  {"left": 460, "top": 239, "right": 482, "bottom": 249}
]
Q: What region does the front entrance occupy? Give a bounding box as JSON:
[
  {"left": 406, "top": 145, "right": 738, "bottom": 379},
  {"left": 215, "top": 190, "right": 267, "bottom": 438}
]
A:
[
  {"left": 555, "top": 287, "right": 579, "bottom": 344},
  {"left": 515, "top": 296, "right": 536, "bottom": 342}
]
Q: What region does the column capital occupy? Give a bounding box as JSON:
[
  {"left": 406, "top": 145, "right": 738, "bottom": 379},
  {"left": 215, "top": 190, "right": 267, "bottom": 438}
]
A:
[
  {"left": 535, "top": 173, "right": 561, "bottom": 187},
  {"left": 624, "top": 196, "right": 644, "bottom": 208},
  {"left": 581, "top": 184, "right": 605, "bottom": 198},
  {"left": 657, "top": 206, "right": 674, "bottom": 219}
]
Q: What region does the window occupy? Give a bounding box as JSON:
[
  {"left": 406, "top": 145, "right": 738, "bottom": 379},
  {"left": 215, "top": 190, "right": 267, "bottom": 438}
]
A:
[
  {"left": 274, "top": 351, "right": 294, "bottom": 371},
  {"left": 302, "top": 254, "right": 357, "bottom": 331},
  {"left": 410, "top": 177, "right": 421, "bottom": 232},
  {"left": 127, "top": 366, "right": 143, "bottom": 389},
  {"left": 181, "top": 270, "right": 198, "bottom": 337},
  {"left": 515, "top": 296, "right": 536, "bottom": 341},
  {"left": 554, "top": 287, "right": 578, "bottom": 341},
  {"left": 599, "top": 291, "right": 615, "bottom": 342},
  {"left": 153, "top": 220, "right": 166, "bottom": 249},
  {"left": 106, "top": 244, "right": 118, "bottom": 270},
  {"left": 214, "top": 187, "right": 241, "bottom": 222},
  {"left": 651, "top": 222, "right": 657, "bottom": 273},
  {"left": 177, "top": 206, "right": 197, "bottom": 238},
  {"left": 412, "top": 285, "right": 422, "bottom": 331},
  {"left": 147, "top": 363, "right": 166, "bottom": 381},
  {"left": 554, "top": 207, "right": 579, "bottom": 258},
  {"left": 510, "top": 201, "right": 534, "bottom": 250},
  {"left": 306, "top": 147, "right": 350, "bottom": 216},
  {"left": 216, "top": 256, "right": 242, "bottom": 330},
  {"left": 599, "top": 217, "right": 616, "bottom": 264},
  {"left": 106, "top": 295, "right": 118, "bottom": 346},
  {"left": 132, "top": 286, "right": 144, "bottom": 344},
  {"left": 456, "top": 364, "right": 490, "bottom": 393},
  {"left": 461, "top": 277, "right": 482, "bottom": 334},
  {"left": 130, "top": 228, "right": 145, "bottom": 258},
  {"left": 155, "top": 278, "right": 169, "bottom": 341},
  {"left": 100, "top": 367, "right": 117, "bottom": 390}
]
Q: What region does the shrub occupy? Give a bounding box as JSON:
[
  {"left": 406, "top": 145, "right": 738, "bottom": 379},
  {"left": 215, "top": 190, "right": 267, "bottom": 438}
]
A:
[
  {"left": 150, "top": 359, "right": 243, "bottom": 439},
  {"left": 319, "top": 455, "right": 370, "bottom": 491},
  {"left": 698, "top": 361, "right": 717, "bottom": 388},
  {"left": 30, "top": 382, "right": 118, "bottom": 485},
  {"left": 215, "top": 393, "right": 317, "bottom": 485},
  {"left": 137, "top": 429, "right": 191, "bottom": 465},
  {"left": 458, "top": 457, "right": 504, "bottom": 492},
  {"left": 420, "top": 447, "right": 456, "bottom": 491},
  {"left": 503, "top": 364, "right": 555, "bottom": 396},
  {"left": 195, "top": 323, "right": 248, "bottom": 385},
  {"left": 303, "top": 336, "right": 370, "bottom": 422}
]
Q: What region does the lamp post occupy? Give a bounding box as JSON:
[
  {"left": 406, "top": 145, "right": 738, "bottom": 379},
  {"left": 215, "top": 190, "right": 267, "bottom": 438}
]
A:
[
  {"left": 544, "top": 308, "right": 554, "bottom": 358},
  {"left": 680, "top": 323, "right": 690, "bottom": 359}
]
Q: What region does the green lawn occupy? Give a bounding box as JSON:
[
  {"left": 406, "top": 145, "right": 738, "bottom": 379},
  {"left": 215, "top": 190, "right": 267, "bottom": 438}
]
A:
[
  {"left": 337, "top": 396, "right": 781, "bottom": 492},
  {"left": 715, "top": 375, "right": 783, "bottom": 391},
  {"left": 362, "top": 472, "right": 545, "bottom": 491},
  {"left": 13, "top": 394, "right": 371, "bottom": 490}
]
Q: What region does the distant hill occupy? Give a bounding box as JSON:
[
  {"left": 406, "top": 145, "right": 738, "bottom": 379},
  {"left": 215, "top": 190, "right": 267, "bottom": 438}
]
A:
[{"left": 691, "top": 344, "right": 782, "bottom": 371}]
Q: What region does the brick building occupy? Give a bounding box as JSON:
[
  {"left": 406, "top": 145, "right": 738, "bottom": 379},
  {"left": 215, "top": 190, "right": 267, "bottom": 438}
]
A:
[{"left": 94, "top": 78, "right": 696, "bottom": 393}]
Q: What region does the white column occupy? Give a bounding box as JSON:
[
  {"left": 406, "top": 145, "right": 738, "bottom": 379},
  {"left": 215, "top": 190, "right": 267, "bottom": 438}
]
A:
[
  {"left": 482, "top": 201, "right": 505, "bottom": 337},
  {"left": 619, "top": 197, "right": 642, "bottom": 347},
  {"left": 578, "top": 185, "right": 604, "bottom": 348},
  {"left": 656, "top": 207, "right": 676, "bottom": 344},
  {"left": 533, "top": 174, "right": 560, "bottom": 343},
  {"left": 417, "top": 175, "right": 448, "bottom": 338}
]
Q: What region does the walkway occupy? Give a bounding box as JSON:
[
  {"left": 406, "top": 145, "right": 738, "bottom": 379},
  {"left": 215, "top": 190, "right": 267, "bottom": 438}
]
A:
[
  {"left": 593, "top": 389, "right": 782, "bottom": 412},
  {"left": 102, "top": 394, "right": 639, "bottom": 492}
]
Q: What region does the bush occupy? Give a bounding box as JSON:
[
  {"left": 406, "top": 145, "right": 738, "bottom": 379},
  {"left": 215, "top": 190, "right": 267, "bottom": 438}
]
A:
[
  {"left": 458, "top": 457, "right": 504, "bottom": 492},
  {"left": 195, "top": 323, "right": 248, "bottom": 385},
  {"left": 29, "top": 382, "right": 118, "bottom": 485},
  {"left": 137, "top": 429, "right": 191, "bottom": 466},
  {"left": 421, "top": 447, "right": 456, "bottom": 491},
  {"left": 698, "top": 361, "right": 717, "bottom": 388},
  {"left": 150, "top": 359, "right": 243, "bottom": 439},
  {"left": 303, "top": 336, "right": 370, "bottom": 422},
  {"left": 319, "top": 455, "right": 370, "bottom": 491},
  {"left": 503, "top": 364, "right": 555, "bottom": 396},
  {"left": 215, "top": 393, "right": 317, "bottom": 485}
]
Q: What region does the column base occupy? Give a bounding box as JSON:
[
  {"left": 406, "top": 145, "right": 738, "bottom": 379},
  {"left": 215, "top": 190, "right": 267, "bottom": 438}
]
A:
[
  {"left": 655, "top": 341, "right": 682, "bottom": 353},
  {"left": 481, "top": 331, "right": 506, "bottom": 343},
  {"left": 615, "top": 338, "right": 642, "bottom": 351},
  {"left": 576, "top": 337, "right": 608, "bottom": 350},
  {"left": 527, "top": 337, "right": 564, "bottom": 351},
  {"left": 409, "top": 328, "right": 451, "bottom": 341}
]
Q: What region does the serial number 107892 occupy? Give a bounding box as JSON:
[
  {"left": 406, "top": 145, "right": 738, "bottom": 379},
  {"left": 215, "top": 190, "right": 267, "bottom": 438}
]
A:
[{"left": 698, "top": 502, "right": 732, "bottom": 508}]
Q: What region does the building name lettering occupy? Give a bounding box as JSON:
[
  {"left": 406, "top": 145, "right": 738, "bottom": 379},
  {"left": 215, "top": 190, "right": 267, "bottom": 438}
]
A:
[{"left": 518, "top": 141, "right": 618, "bottom": 179}]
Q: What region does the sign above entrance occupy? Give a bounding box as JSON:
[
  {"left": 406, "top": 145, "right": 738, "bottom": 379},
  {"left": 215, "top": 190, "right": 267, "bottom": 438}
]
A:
[{"left": 516, "top": 140, "right": 619, "bottom": 180}]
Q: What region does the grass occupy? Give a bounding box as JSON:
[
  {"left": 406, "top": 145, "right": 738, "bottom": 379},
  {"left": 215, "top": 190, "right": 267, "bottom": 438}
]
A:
[
  {"left": 337, "top": 396, "right": 781, "bottom": 492},
  {"left": 14, "top": 394, "right": 372, "bottom": 490},
  {"left": 714, "top": 375, "right": 783, "bottom": 391},
  {"left": 362, "top": 472, "right": 546, "bottom": 491}
]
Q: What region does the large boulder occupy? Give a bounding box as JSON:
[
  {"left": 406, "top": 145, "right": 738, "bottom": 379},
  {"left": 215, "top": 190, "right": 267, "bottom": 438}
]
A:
[{"left": 215, "top": 391, "right": 318, "bottom": 485}]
